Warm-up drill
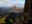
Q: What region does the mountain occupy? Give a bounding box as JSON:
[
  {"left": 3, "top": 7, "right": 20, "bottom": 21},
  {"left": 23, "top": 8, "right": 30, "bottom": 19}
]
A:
[{"left": 0, "top": 6, "right": 24, "bottom": 15}]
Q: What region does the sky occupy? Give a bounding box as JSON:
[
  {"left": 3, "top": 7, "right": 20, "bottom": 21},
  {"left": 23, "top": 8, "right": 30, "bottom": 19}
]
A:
[{"left": 0, "top": 0, "right": 25, "bottom": 8}]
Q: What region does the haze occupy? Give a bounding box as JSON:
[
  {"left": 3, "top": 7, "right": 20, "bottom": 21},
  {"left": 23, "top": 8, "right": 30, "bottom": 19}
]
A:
[{"left": 0, "top": 0, "right": 25, "bottom": 8}]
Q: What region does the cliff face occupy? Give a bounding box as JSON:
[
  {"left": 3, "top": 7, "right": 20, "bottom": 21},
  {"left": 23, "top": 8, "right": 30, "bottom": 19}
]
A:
[{"left": 23, "top": 0, "right": 32, "bottom": 24}]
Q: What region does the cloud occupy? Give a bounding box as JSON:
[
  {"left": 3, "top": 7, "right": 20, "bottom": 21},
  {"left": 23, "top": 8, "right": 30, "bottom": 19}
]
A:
[{"left": 0, "top": 0, "right": 25, "bottom": 8}]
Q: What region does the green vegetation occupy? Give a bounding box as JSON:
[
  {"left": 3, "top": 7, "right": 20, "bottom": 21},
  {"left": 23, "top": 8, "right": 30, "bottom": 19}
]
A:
[{"left": 9, "top": 18, "right": 13, "bottom": 23}]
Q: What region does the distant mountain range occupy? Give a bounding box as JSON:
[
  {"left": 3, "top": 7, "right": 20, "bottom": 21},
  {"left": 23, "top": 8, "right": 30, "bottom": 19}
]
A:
[{"left": 0, "top": 7, "right": 24, "bottom": 15}]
